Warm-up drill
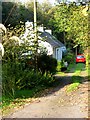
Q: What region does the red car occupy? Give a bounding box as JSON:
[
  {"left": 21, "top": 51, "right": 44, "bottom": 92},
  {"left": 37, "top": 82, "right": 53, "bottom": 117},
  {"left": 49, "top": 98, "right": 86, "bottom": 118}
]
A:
[{"left": 76, "top": 54, "right": 86, "bottom": 64}]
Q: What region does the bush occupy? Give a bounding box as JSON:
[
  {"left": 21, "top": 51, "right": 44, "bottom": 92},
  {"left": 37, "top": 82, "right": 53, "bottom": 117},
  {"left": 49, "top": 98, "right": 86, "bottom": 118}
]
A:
[
  {"left": 56, "top": 61, "right": 62, "bottom": 72},
  {"left": 37, "top": 54, "right": 57, "bottom": 74},
  {"left": 21, "top": 54, "right": 57, "bottom": 74},
  {"left": 64, "top": 53, "right": 75, "bottom": 63},
  {"left": 15, "top": 70, "right": 55, "bottom": 90},
  {"left": 2, "top": 61, "right": 56, "bottom": 98},
  {"left": 2, "top": 61, "right": 24, "bottom": 98},
  {"left": 62, "top": 52, "right": 74, "bottom": 64},
  {"left": 85, "top": 53, "right": 90, "bottom": 81},
  {"left": 2, "top": 39, "right": 57, "bottom": 98}
]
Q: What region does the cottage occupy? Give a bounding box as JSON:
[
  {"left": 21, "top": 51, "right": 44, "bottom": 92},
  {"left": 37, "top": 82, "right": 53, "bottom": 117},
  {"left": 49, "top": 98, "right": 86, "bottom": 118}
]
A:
[
  {"left": 39, "top": 31, "right": 66, "bottom": 61},
  {"left": 20, "top": 21, "right": 66, "bottom": 61}
]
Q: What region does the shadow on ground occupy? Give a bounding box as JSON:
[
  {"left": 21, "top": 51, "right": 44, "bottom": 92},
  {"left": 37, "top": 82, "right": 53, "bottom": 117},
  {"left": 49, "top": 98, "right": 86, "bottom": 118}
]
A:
[
  {"left": 36, "top": 71, "right": 88, "bottom": 98},
  {"left": 39, "top": 62, "right": 88, "bottom": 97}
]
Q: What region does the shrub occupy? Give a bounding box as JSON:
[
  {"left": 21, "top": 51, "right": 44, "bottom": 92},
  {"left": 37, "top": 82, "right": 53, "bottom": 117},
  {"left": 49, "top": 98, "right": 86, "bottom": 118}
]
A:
[
  {"left": 37, "top": 54, "right": 57, "bottom": 74},
  {"left": 2, "top": 61, "right": 56, "bottom": 98},
  {"left": 62, "top": 48, "right": 74, "bottom": 63},
  {"left": 2, "top": 61, "right": 24, "bottom": 98},
  {"left": 15, "top": 70, "right": 55, "bottom": 90},
  {"left": 64, "top": 52, "right": 74, "bottom": 63},
  {"left": 86, "top": 53, "right": 90, "bottom": 81},
  {"left": 56, "top": 61, "right": 62, "bottom": 72}
]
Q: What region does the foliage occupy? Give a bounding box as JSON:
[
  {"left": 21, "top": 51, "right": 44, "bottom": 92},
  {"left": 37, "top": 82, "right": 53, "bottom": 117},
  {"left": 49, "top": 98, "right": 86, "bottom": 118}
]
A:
[
  {"left": 2, "top": 60, "right": 56, "bottom": 115},
  {"left": 66, "top": 63, "right": 85, "bottom": 92},
  {"left": 16, "top": 70, "right": 55, "bottom": 90},
  {"left": 20, "top": 53, "right": 57, "bottom": 74},
  {"left": 2, "top": 61, "right": 23, "bottom": 98},
  {"left": 2, "top": 1, "right": 89, "bottom": 53},
  {"left": 85, "top": 50, "right": 90, "bottom": 80},
  {"left": 2, "top": 24, "right": 57, "bottom": 99},
  {"left": 66, "top": 83, "right": 80, "bottom": 92},
  {"left": 49, "top": 3, "right": 89, "bottom": 52},
  {"left": 2, "top": 2, "right": 34, "bottom": 27},
  {"left": 62, "top": 48, "right": 75, "bottom": 64},
  {"left": 37, "top": 0, "right": 53, "bottom": 26},
  {"left": 37, "top": 54, "right": 57, "bottom": 74},
  {"left": 56, "top": 50, "right": 74, "bottom": 72},
  {"left": 56, "top": 61, "right": 62, "bottom": 72},
  {"left": 2, "top": 1, "right": 53, "bottom": 28},
  {"left": 55, "top": 0, "right": 89, "bottom": 4},
  {"left": 63, "top": 53, "right": 74, "bottom": 64},
  {"left": 2, "top": 61, "right": 55, "bottom": 97}
]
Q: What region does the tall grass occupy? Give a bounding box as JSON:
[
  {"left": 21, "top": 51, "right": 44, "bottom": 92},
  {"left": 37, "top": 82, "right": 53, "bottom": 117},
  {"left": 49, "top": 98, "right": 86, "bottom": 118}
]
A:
[
  {"left": 2, "top": 59, "right": 56, "bottom": 114},
  {"left": 2, "top": 62, "right": 55, "bottom": 97}
]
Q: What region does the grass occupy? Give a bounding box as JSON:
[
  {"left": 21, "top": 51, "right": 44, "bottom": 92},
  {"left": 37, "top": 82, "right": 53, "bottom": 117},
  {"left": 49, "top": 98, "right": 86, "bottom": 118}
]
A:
[
  {"left": 56, "top": 61, "right": 62, "bottom": 72},
  {"left": 2, "top": 85, "right": 54, "bottom": 116},
  {"left": 85, "top": 54, "right": 90, "bottom": 80},
  {"left": 56, "top": 71, "right": 65, "bottom": 76},
  {"left": 66, "top": 63, "right": 86, "bottom": 92},
  {"left": 66, "top": 83, "right": 80, "bottom": 92},
  {"left": 88, "top": 68, "right": 90, "bottom": 80},
  {"left": 56, "top": 62, "right": 86, "bottom": 92},
  {"left": 66, "top": 63, "right": 76, "bottom": 72},
  {"left": 2, "top": 96, "right": 33, "bottom": 115}
]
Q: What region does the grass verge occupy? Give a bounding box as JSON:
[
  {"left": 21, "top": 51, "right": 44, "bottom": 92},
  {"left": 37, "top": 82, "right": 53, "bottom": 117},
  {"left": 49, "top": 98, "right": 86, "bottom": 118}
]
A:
[
  {"left": 66, "top": 63, "right": 86, "bottom": 92},
  {"left": 2, "top": 85, "right": 55, "bottom": 116},
  {"left": 66, "top": 83, "right": 80, "bottom": 92}
]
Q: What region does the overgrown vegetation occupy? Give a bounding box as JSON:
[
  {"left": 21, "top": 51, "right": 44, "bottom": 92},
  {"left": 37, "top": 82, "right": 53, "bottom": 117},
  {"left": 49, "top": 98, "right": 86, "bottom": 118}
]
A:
[
  {"left": 66, "top": 63, "right": 86, "bottom": 92},
  {"left": 86, "top": 51, "right": 90, "bottom": 81},
  {"left": 2, "top": 53, "right": 57, "bottom": 116},
  {"left": 1, "top": 21, "right": 57, "bottom": 117},
  {"left": 56, "top": 49, "right": 75, "bottom": 72}
]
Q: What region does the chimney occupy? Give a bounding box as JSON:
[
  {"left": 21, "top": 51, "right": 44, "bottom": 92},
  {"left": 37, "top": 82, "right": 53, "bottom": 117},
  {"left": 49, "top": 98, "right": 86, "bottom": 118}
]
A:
[{"left": 45, "top": 29, "right": 52, "bottom": 34}]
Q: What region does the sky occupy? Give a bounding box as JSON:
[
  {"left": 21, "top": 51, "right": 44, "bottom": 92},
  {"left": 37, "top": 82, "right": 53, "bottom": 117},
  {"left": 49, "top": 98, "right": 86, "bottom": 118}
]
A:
[
  {"left": 2, "top": 0, "right": 78, "bottom": 4},
  {"left": 19, "top": 0, "right": 56, "bottom": 5},
  {"left": 1, "top": 0, "right": 56, "bottom": 4},
  {"left": 18, "top": 0, "right": 82, "bottom": 5},
  {"left": 37, "top": 0, "right": 56, "bottom": 4},
  {"left": 2, "top": 0, "right": 88, "bottom": 3}
]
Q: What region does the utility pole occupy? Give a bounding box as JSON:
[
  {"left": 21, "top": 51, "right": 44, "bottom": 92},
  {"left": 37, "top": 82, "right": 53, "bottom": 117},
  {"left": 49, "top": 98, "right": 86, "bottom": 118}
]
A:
[
  {"left": 34, "top": 0, "right": 37, "bottom": 34},
  {"left": 34, "top": 0, "right": 38, "bottom": 71}
]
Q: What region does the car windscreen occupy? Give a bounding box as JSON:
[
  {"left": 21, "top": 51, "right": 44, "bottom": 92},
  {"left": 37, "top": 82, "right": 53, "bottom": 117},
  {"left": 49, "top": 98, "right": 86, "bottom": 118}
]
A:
[{"left": 77, "top": 56, "right": 84, "bottom": 59}]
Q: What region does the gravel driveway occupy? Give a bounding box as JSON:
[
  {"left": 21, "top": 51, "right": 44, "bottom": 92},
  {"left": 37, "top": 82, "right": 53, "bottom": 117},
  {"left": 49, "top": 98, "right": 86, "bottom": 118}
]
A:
[{"left": 3, "top": 66, "right": 88, "bottom": 119}]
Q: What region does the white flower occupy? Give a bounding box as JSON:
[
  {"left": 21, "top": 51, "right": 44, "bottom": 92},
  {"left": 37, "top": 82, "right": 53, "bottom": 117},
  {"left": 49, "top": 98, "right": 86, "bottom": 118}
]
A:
[
  {"left": 0, "top": 23, "right": 7, "bottom": 34},
  {"left": 0, "top": 43, "right": 4, "bottom": 56}
]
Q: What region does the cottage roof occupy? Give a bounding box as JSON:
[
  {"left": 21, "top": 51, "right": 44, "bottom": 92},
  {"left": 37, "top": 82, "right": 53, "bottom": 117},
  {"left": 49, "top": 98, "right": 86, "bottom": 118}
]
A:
[{"left": 40, "top": 31, "right": 65, "bottom": 48}]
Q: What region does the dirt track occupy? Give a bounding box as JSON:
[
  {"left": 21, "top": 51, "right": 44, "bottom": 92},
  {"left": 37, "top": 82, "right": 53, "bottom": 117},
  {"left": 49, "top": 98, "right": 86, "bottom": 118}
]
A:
[
  {"left": 6, "top": 84, "right": 88, "bottom": 118},
  {"left": 3, "top": 66, "right": 88, "bottom": 119}
]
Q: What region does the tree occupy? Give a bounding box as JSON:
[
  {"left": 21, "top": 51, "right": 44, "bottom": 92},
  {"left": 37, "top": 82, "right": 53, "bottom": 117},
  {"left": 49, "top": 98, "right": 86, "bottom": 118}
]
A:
[
  {"left": 2, "top": 1, "right": 53, "bottom": 28},
  {"left": 67, "top": 5, "right": 88, "bottom": 51},
  {"left": 37, "top": 0, "right": 53, "bottom": 27},
  {"left": 49, "top": 3, "right": 89, "bottom": 53},
  {"left": 2, "top": 2, "right": 34, "bottom": 27}
]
